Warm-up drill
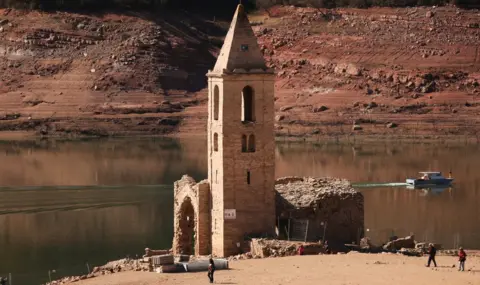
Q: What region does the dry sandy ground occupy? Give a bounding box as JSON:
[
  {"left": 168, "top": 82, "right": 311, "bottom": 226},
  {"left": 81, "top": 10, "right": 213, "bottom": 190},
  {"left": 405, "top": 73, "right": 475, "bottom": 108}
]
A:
[{"left": 75, "top": 253, "right": 480, "bottom": 285}]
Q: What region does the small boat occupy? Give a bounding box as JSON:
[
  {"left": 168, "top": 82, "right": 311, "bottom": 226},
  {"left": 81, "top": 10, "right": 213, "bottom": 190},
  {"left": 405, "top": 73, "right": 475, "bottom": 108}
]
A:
[{"left": 406, "top": 171, "right": 453, "bottom": 187}]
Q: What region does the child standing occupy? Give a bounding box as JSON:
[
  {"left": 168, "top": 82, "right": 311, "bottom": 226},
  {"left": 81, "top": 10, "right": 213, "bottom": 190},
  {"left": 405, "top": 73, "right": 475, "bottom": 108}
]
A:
[
  {"left": 458, "top": 247, "right": 467, "bottom": 271},
  {"left": 208, "top": 258, "right": 216, "bottom": 283}
]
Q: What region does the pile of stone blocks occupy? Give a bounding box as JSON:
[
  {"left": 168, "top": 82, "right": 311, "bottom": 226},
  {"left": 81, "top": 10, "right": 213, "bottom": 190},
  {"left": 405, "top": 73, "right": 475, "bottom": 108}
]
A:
[
  {"left": 150, "top": 254, "right": 180, "bottom": 273},
  {"left": 250, "top": 238, "right": 324, "bottom": 258}
]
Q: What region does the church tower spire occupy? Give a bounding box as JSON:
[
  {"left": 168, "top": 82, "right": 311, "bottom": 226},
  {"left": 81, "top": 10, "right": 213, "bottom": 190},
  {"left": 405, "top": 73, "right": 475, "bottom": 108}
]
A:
[
  {"left": 207, "top": 4, "right": 276, "bottom": 257},
  {"left": 211, "top": 4, "right": 269, "bottom": 74}
]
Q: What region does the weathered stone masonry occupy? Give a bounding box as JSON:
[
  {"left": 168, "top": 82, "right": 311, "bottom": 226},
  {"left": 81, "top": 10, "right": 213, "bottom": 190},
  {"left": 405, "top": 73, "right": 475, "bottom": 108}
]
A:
[{"left": 172, "top": 176, "right": 211, "bottom": 256}]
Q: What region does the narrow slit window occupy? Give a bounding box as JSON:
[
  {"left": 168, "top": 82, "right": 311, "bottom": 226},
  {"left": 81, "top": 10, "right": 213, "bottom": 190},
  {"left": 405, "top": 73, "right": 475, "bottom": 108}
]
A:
[
  {"left": 246, "top": 170, "right": 251, "bottom": 185},
  {"left": 248, "top": 134, "right": 256, "bottom": 152},
  {"left": 215, "top": 170, "right": 218, "bottom": 184},
  {"left": 241, "top": 86, "right": 255, "bottom": 122},
  {"left": 213, "top": 85, "right": 219, "bottom": 121},
  {"left": 213, "top": 133, "right": 218, "bottom": 152},
  {"left": 241, "top": 134, "right": 247, "bottom": 153}
]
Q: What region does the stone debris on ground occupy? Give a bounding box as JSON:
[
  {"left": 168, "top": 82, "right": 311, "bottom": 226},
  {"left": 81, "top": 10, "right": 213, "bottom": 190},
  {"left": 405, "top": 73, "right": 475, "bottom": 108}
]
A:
[
  {"left": 229, "top": 238, "right": 325, "bottom": 260},
  {"left": 143, "top": 248, "right": 172, "bottom": 257},
  {"left": 356, "top": 235, "right": 457, "bottom": 257},
  {"left": 383, "top": 235, "right": 416, "bottom": 251},
  {"left": 44, "top": 258, "right": 151, "bottom": 285}
]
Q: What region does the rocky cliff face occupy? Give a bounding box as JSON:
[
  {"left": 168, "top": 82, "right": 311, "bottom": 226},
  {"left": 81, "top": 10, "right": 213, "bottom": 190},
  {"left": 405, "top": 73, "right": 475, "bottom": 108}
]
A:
[
  {"left": 1, "top": 6, "right": 480, "bottom": 138},
  {"left": 0, "top": 8, "right": 220, "bottom": 136}
]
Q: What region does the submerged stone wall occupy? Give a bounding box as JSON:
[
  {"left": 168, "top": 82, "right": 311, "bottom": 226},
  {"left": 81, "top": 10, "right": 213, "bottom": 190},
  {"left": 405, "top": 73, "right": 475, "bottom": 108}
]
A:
[{"left": 275, "top": 176, "right": 364, "bottom": 245}]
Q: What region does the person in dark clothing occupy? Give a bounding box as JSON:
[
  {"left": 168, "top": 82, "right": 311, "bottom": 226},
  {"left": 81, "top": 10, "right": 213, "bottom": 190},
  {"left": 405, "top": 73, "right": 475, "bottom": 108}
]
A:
[
  {"left": 323, "top": 240, "right": 331, "bottom": 254},
  {"left": 208, "top": 258, "right": 216, "bottom": 283},
  {"left": 0, "top": 277, "right": 7, "bottom": 285},
  {"left": 426, "top": 243, "right": 437, "bottom": 267}
]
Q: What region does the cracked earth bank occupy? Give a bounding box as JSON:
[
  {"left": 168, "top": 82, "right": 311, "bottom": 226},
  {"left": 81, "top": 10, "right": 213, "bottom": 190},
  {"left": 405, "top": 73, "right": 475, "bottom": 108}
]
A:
[{"left": 1, "top": 5, "right": 480, "bottom": 139}]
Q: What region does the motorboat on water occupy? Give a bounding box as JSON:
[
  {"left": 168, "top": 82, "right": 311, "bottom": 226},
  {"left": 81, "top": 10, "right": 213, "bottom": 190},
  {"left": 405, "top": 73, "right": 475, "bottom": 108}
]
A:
[{"left": 406, "top": 171, "right": 453, "bottom": 187}]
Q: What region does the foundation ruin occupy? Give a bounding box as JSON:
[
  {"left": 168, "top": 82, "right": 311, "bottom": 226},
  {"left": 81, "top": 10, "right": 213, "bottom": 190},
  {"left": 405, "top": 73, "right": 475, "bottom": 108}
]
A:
[{"left": 275, "top": 177, "right": 364, "bottom": 245}]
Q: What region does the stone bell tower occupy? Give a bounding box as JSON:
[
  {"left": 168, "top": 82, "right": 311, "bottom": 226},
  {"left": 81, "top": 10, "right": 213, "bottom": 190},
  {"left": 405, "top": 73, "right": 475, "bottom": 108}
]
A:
[{"left": 207, "top": 4, "right": 276, "bottom": 257}]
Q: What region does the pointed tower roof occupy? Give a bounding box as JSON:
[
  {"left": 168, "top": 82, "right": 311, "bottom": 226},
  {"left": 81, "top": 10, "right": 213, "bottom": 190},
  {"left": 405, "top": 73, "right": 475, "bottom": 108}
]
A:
[{"left": 211, "top": 4, "right": 268, "bottom": 74}]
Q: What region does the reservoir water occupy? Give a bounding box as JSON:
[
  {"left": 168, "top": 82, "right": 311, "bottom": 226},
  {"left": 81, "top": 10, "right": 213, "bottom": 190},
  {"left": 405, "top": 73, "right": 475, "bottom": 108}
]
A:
[{"left": 0, "top": 138, "right": 479, "bottom": 284}]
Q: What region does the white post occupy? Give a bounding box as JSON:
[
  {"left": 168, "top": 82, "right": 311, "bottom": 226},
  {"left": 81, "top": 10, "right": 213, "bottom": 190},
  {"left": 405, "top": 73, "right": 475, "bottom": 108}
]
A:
[
  {"left": 287, "top": 219, "right": 291, "bottom": 241},
  {"left": 8, "top": 273, "right": 11, "bottom": 285},
  {"left": 304, "top": 220, "right": 309, "bottom": 242},
  {"left": 321, "top": 222, "right": 328, "bottom": 243}
]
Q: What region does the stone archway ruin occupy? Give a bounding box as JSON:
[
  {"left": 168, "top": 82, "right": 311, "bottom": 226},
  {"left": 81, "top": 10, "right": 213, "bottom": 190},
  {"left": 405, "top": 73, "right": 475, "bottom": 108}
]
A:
[
  {"left": 176, "top": 197, "right": 196, "bottom": 255},
  {"left": 172, "top": 175, "right": 211, "bottom": 256}
]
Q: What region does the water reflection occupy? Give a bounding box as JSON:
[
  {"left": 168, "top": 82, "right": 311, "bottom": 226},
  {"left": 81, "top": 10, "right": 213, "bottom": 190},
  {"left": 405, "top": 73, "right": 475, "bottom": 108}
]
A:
[
  {"left": 275, "top": 142, "right": 480, "bottom": 249},
  {"left": 0, "top": 138, "right": 479, "bottom": 284}
]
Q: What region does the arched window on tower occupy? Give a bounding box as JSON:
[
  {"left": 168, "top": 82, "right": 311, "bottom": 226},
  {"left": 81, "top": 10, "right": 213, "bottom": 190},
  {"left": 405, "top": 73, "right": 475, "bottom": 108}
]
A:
[
  {"left": 213, "top": 85, "right": 219, "bottom": 121},
  {"left": 248, "top": 134, "right": 256, "bottom": 152},
  {"left": 241, "top": 86, "right": 255, "bottom": 122},
  {"left": 213, "top": 133, "right": 218, "bottom": 152},
  {"left": 241, "top": 135, "right": 247, "bottom": 153}
]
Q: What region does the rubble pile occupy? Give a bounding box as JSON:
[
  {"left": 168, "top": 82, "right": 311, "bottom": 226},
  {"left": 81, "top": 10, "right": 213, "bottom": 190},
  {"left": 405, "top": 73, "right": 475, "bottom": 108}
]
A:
[
  {"left": 357, "top": 235, "right": 447, "bottom": 257},
  {"left": 383, "top": 235, "right": 416, "bottom": 251},
  {"left": 228, "top": 238, "right": 325, "bottom": 261},
  {"left": 45, "top": 258, "right": 151, "bottom": 285}
]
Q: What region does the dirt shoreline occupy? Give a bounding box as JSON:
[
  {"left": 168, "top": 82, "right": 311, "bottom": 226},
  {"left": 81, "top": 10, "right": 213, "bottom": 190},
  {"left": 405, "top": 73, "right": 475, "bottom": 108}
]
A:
[
  {"left": 53, "top": 253, "right": 479, "bottom": 285},
  {"left": 1, "top": 130, "right": 479, "bottom": 144}
]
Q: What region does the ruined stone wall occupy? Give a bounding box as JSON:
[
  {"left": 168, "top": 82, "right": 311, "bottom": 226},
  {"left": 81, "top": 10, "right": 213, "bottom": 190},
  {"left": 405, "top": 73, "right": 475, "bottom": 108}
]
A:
[
  {"left": 276, "top": 177, "right": 364, "bottom": 245},
  {"left": 172, "top": 175, "right": 211, "bottom": 256}
]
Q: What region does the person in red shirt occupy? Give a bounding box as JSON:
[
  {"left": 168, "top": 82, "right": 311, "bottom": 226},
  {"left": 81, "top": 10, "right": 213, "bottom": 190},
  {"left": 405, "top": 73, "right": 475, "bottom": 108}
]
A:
[
  {"left": 298, "top": 245, "right": 305, "bottom": 256},
  {"left": 458, "top": 247, "right": 467, "bottom": 271}
]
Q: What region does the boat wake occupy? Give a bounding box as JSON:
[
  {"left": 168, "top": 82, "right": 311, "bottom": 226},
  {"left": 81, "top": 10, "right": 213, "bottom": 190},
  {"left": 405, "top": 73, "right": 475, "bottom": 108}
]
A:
[
  {"left": 352, "top": 182, "right": 409, "bottom": 188},
  {"left": 0, "top": 184, "right": 172, "bottom": 215}
]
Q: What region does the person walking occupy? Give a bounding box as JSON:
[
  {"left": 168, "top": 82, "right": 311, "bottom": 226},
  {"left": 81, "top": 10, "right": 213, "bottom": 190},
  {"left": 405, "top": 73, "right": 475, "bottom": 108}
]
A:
[
  {"left": 458, "top": 247, "right": 467, "bottom": 271},
  {"left": 426, "top": 243, "right": 437, "bottom": 267},
  {"left": 207, "top": 257, "right": 216, "bottom": 283},
  {"left": 323, "top": 240, "right": 331, "bottom": 254}
]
